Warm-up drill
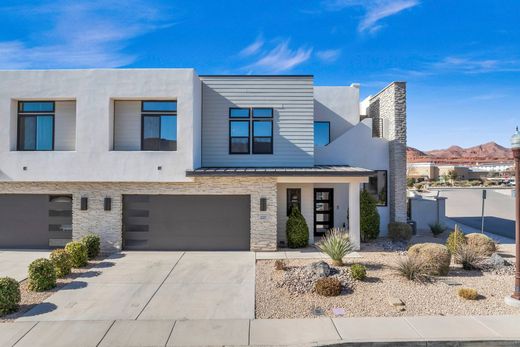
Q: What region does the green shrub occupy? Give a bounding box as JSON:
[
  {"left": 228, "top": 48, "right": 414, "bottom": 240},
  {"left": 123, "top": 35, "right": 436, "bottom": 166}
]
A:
[
  {"left": 446, "top": 225, "right": 466, "bottom": 254},
  {"left": 388, "top": 222, "right": 413, "bottom": 241},
  {"left": 394, "top": 256, "right": 426, "bottom": 281},
  {"left": 408, "top": 243, "right": 451, "bottom": 276},
  {"left": 81, "top": 234, "right": 101, "bottom": 259},
  {"left": 0, "top": 277, "right": 21, "bottom": 315},
  {"left": 429, "top": 222, "right": 447, "bottom": 237},
  {"left": 316, "top": 228, "right": 353, "bottom": 266},
  {"left": 28, "top": 258, "right": 56, "bottom": 292},
  {"left": 286, "top": 207, "right": 309, "bottom": 248},
  {"left": 65, "top": 241, "right": 89, "bottom": 268},
  {"left": 458, "top": 287, "right": 478, "bottom": 300},
  {"left": 314, "top": 277, "right": 341, "bottom": 297},
  {"left": 465, "top": 233, "right": 496, "bottom": 256},
  {"left": 360, "top": 190, "right": 380, "bottom": 242},
  {"left": 49, "top": 249, "right": 72, "bottom": 278},
  {"left": 454, "top": 243, "right": 485, "bottom": 270},
  {"left": 350, "top": 264, "right": 367, "bottom": 280}
]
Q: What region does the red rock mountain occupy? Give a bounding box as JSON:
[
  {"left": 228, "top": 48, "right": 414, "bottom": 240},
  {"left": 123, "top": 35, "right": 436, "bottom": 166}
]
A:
[{"left": 407, "top": 142, "right": 513, "bottom": 164}]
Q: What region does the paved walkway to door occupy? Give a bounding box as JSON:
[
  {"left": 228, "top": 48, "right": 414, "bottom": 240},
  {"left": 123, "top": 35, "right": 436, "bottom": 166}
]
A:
[{"left": 17, "top": 251, "right": 255, "bottom": 321}]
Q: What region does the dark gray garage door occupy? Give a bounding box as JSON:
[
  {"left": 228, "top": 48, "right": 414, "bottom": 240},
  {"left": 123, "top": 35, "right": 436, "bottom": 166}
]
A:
[
  {"left": 123, "top": 195, "right": 251, "bottom": 251},
  {"left": 0, "top": 194, "right": 73, "bottom": 249}
]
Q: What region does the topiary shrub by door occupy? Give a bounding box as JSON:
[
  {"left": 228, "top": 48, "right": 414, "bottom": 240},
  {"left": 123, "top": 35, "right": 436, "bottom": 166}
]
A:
[
  {"left": 360, "top": 190, "right": 380, "bottom": 242},
  {"left": 286, "top": 207, "right": 309, "bottom": 248},
  {"left": 28, "top": 258, "right": 56, "bottom": 292},
  {"left": 0, "top": 277, "right": 21, "bottom": 315}
]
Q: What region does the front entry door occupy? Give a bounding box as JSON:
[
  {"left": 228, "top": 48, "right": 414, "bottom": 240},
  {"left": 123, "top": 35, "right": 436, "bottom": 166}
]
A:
[{"left": 314, "top": 188, "right": 334, "bottom": 236}]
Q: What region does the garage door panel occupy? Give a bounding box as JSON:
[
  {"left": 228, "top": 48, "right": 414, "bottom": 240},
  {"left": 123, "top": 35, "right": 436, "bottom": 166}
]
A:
[{"left": 123, "top": 195, "right": 250, "bottom": 251}]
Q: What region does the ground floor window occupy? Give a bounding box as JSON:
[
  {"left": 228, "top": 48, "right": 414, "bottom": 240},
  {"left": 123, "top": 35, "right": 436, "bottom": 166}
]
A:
[{"left": 363, "top": 170, "right": 388, "bottom": 206}]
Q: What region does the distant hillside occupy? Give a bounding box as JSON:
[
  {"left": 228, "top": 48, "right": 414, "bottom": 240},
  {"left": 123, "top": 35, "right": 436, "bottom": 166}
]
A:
[{"left": 407, "top": 142, "right": 513, "bottom": 164}]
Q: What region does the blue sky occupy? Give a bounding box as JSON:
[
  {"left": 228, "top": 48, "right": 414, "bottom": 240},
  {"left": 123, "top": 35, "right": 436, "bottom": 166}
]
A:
[{"left": 0, "top": 0, "right": 518, "bottom": 150}]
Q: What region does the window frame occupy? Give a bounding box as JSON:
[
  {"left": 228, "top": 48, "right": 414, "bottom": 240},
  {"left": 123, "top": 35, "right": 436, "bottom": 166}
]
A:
[
  {"left": 228, "top": 107, "right": 273, "bottom": 155},
  {"left": 363, "top": 170, "right": 388, "bottom": 207},
  {"left": 229, "top": 119, "right": 251, "bottom": 154},
  {"left": 140, "top": 101, "right": 177, "bottom": 151},
  {"left": 314, "top": 121, "right": 331, "bottom": 147},
  {"left": 286, "top": 188, "right": 302, "bottom": 216},
  {"left": 17, "top": 101, "right": 56, "bottom": 151}
]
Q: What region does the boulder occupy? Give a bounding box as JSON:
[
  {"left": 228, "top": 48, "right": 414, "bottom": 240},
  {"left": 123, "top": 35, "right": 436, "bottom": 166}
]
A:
[{"left": 306, "top": 261, "right": 331, "bottom": 277}]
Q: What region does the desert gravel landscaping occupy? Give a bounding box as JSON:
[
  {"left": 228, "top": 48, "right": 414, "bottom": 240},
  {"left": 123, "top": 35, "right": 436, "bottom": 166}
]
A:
[{"left": 256, "top": 245, "right": 520, "bottom": 319}]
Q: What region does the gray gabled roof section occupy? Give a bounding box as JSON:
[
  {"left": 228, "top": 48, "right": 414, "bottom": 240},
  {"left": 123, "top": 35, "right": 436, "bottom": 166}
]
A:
[{"left": 186, "top": 165, "right": 375, "bottom": 177}]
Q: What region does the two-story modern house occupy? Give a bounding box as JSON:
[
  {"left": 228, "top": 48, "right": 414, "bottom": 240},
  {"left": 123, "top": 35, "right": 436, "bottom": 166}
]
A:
[{"left": 0, "top": 69, "right": 407, "bottom": 253}]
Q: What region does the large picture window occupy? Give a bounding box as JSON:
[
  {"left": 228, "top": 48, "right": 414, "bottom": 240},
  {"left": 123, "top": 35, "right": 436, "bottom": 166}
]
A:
[
  {"left": 141, "top": 101, "right": 177, "bottom": 151},
  {"left": 363, "top": 170, "right": 388, "bottom": 206},
  {"left": 229, "top": 107, "right": 273, "bottom": 154},
  {"left": 18, "top": 101, "right": 55, "bottom": 151}
]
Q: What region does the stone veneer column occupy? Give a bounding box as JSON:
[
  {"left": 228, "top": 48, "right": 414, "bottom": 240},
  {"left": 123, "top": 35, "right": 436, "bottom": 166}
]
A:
[{"left": 368, "top": 82, "right": 407, "bottom": 223}]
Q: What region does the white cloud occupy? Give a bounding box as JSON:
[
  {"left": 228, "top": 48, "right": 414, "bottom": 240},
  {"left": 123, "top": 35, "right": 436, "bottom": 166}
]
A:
[
  {"left": 316, "top": 49, "right": 341, "bottom": 63},
  {"left": 245, "top": 41, "right": 313, "bottom": 73},
  {"left": 239, "top": 36, "right": 264, "bottom": 57},
  {"left": 0, "top": 0, "right": 173, "bottom": 69},
  {"left": 431, "top": 56, "right": 520, "bottom": 74},
  {"left": 323, "top": 0, "right": 419, "bottom": 33}
]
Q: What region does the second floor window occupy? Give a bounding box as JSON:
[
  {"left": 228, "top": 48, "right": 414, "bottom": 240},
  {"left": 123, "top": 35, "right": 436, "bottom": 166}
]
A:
[
  {"left": 18, "top": 101, "right": 55, "bottom": 151},
  {"left": 141, "top": 101, "right": 177, "bottom": 151},
  {"left": 314, "top": 121, "right": 330, "bottom": 147},
  {"left": 229, "top": 107, "right": 273, "bottom": 154}
]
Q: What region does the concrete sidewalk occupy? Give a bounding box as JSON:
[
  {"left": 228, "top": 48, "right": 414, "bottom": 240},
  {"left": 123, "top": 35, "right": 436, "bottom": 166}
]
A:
[{"left": 3, "top": 315, "right": 520, "bottom": 346}]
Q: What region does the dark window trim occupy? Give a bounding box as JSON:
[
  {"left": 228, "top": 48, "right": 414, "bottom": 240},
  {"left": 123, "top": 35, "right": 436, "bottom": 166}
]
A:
[
  {"left": 17, "top": 113, "right": 55, "bottom": 151},
  {"left": 252, "top": 107, "right": 274, "bottom": 118},
  {"left": 18, "top": 101, "right": 55, "bottom": 113},
  {"left": 229, "top": 119, "right": 250, "bottom": 154},
  {"left": 140, "top": 100, "right": 177, "bottom": 151},
  {"left": 229, "top": 107, "right": 250, "bottom": 118},
  {"left": 252, "top": 120, "right": 273, "bottom": 154},
  {"left": 363, "top": 169, "right": 388, "bottom": 207},
  {"left": 314, "top": 121, "right": 331, "bottom": 146},
  {"left": 286, "top": 188, "right": 301, "bottom": 216}
]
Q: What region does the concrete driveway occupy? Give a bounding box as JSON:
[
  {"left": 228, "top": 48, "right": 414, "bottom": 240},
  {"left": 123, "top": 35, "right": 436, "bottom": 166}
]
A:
[
  {"left": 18, "top": 251, "right": 255, "bottom": 321},
  {"left": 0, "top": 250, "right": 50, "bottom": 281}
]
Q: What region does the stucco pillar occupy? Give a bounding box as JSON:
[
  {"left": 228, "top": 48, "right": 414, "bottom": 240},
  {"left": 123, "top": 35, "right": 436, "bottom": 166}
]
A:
[{"left": 348, "top": 182, "right": 361, "bottom": 250}]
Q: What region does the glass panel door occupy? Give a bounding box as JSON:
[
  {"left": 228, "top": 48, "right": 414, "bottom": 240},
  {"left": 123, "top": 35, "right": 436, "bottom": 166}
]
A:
[{"left": 314, "top": 188, "right": 333, "bottom": 236}]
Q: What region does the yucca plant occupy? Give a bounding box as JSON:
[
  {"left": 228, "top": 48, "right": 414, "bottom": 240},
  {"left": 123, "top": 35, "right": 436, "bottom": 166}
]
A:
[
  {"left": 317, "top": 228, "right": 353, "bottom": 266},
  {"left": 429, "top": 222, "right": 447, "bottom": 237},
  {"left": 453, "top": 243, "right": 485, "bottom": 270},
  {"left": 394, "top": 256, "right": 426, "bottom": 282}
]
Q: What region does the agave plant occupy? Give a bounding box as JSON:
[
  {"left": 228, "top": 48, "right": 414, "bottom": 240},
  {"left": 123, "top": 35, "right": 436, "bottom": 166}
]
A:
[{"left": 317, "top": 228, "right": 353, "bottom": 266}]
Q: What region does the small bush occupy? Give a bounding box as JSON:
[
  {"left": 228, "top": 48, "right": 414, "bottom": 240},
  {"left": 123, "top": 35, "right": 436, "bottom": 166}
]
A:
[
  {"left": 274, "top": 259, "right": 285, "bottom": 271},
  {"left": 408, "top": 243, "right": 451, "bottom": 276},
  {"left": 49, "top": 249, "right": 72, "bottom": 278},
  {"left": 286, "top": 207, "right": 309, "bottom": 248},
  {"left": 0, "top": 277, "right": 21, "bottom": 315},
  {"left": 388, "top": 222, "right": 413, "bottom": 241},
  {"left": 81, "top": 234, "right": 101, "bottom": 259},
  {"left": 465, "top": 233, "right": 496, "bottom": 256},
  {"left": 317, "top": 228, "right": 353, "bottom": 266},
  {"left": 454, "top": 243, "right": 485, "bottom": 270},
  {"left": 65, "top": 241, "right": 89, "bottom": 268},
  {"left": 315, "top": 277, "right": 342, "bottom": 297},
  {"left": 360, "top": 190, "right": 380, "bottom": 242},
  {"left": 350, "top": 264, "right": 367, "bottom": 280},
  {"left": 394, "top": 256, "right": 426, "bottom": 281},
  {"left": 446, "top": 225, "right": 466, "bottom": 254},
  {"left": 458, "top": 288, "right": 478, "bottom": 300},
  {"left": 28, "top": 258, "right": 56, "bottom": 292},
  {"left": 429, "top": 222, "right": 447, "bottom": 237}
]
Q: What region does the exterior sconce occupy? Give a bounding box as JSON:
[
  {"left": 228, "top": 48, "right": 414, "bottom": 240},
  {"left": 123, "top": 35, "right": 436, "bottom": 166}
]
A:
[
  {"left": 80, "top": 197, "right": 88, "bottom": 210},
  {"left": 260, "top": 197, "right": 267, "bottom": 211},
  {"left": 104, "top": 197, "right": 112, "bottom": 211}
]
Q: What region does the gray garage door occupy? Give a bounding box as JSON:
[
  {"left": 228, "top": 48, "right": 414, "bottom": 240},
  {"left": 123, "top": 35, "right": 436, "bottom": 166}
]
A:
[
  {"left": 0, "top": 194, "right": 73, "bottom": 249},
  {"left": 123, "top": 195, "right": 251, "bottom": 251}
]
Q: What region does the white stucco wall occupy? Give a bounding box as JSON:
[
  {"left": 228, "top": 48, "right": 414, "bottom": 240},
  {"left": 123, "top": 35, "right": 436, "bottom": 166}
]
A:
[
  {"left": 0, "top": 69, "right": 200, "bottom": 182},
  {"left": 314, "top": 85, "right": 360, "bottom": 141}
]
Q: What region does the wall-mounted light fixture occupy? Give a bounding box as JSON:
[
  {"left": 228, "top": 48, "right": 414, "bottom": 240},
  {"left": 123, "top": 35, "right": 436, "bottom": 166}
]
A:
[
  {"left": 22, "top": 166, "right": 27, "bottom": 171},
  {"left": 104, "top": 197, "right": 112, "bottom": 211},
  {"left": 80, "top": 197, "right": 88, "bottom": 210},
  {"left": 157, "top": 166, "right": 162, "bottom": 171},
  {"left": 260, "top": 197, "right": 267, "bottom": 211}
]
